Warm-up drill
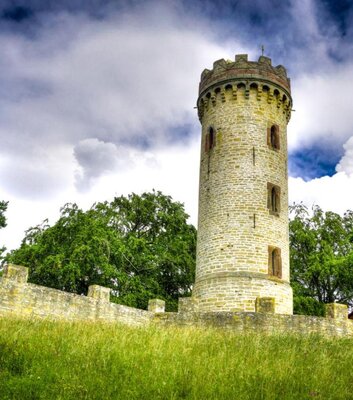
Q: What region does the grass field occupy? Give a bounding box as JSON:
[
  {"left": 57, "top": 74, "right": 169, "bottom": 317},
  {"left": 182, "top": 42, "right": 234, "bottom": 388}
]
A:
[{"left": 0, "top": 317, "right": 353, "bottom": 399}]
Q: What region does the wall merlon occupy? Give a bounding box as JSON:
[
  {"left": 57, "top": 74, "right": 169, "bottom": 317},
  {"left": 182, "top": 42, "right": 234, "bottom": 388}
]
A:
[
  {"left": 326, "top": 303, "right": 348, "bottom": 320},
  {"left": 87, "top": 285, "right": 110, "bottom": 302},
  {"left": 213, "top": 58, "right": 228, "bottom": 70},
  {"left": 235, "top": 54, "right": 248, "bottom": 63},
  {"left": 178, "top": 297, "right": 199, "bottom": 313},
  {"left": 148, "top": 299, "right": 166, "bottom": 313},
  {"left": 258, "top": 55, "right": 272, "bottom": 66},
  {"left": 275, "top": 65, "right": 287, "bottom": 78},
  {"left": 201, "top": 68, "right": 211, "bottom": 80},
  {"left": 2, "top": 264, "right": 28, "bottom": 283},
  {"left": 256, "top": 297, "right": 275, "bottom": 313}
]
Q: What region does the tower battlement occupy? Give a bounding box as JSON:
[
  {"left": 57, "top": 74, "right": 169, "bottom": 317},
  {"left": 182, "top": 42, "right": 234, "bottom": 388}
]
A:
[
  {"left": 197, "top": 54, "right": 292, "bottom": 123},
  {"left": 199, "top": 54, "right": 291, "bottom": 96}
]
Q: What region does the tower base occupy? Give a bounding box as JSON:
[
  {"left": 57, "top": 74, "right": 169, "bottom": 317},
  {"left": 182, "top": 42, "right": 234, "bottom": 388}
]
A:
[{"left": 192, "top": 272, "right": 293, "bottom": 315}]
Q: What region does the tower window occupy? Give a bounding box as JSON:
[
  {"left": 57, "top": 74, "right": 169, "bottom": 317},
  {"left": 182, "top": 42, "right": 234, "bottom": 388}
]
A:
[
  {"left": 268, "top": 246, "right": 282, "bottom": 278},
  {"left": 267, "top": 183, "right": 280, "bottom": 215},
  {"left": 205, "top": 127, "right": 216, "bottom": 152},
  {"left": 267, "top": 124, "right": 280, "bottom": 150}
]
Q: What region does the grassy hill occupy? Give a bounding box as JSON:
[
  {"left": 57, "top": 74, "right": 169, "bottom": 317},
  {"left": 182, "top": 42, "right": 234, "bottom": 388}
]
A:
[{"left": 0, "top": 316, "right": 352, "bottom": 399}]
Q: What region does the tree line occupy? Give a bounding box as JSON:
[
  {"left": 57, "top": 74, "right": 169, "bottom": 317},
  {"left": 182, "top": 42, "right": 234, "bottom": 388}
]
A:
[
  {"left": 2, "top": 193, "right": 353, "bottom": 315},
  {"left": 1, "top": 192, "right": 196, "bottom": 311},
  {"left": 290, "top": 203, "right": 353, "bottom": 315}
]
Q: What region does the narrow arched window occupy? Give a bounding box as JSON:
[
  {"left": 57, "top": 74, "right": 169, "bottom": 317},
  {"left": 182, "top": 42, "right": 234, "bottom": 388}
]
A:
[
  {"left": 270, "top": 126, "right": 276, "bottom": 147},
  {"left": 205, "top": 127, "right": 216, "bottom": 152},
  {"left": 267, "top": 183, "right": 280, "bottom": 215},
  {"left": 271, "top": 187, "right": 277, "bottom": 212},
  {"left": 268, "top": 246, "right": 282, "bottom": 278},
  {"left": 209, "top": 127, "right": 215, "bottom": 149},
  {"left": 271, "top": 249, "right": 276, "bottom": 275},
  {"left": 268, "top": 124, "right": 280, "bottom": 150}
]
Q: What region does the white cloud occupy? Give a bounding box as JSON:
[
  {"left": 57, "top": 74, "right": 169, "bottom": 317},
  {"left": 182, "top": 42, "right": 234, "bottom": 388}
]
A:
[
  {"left": 0, "top": 1, "right": 252, "bottom": 250},
  {"left": 288, "top": 63, "right": 353, "bottom": 150},
  {"left": 289, "top": 172, "right": 353, "bottom": 215},
  {"left": 0, "top": 5, "right": 243, "bottom": 200},
  {"left": 0, "top": 135, "right": 200, "bottom": 251},
  {"left": 336, "top": 136, "right": 353, "bottom": 175},
  {"left": 2, "top": 0, "right": 353, "bottom": 253},
  {"left": 284, "top": 1, "right": 353, "bottom": 154},
  {"left": 74, "top": 138, "right": 129, "bottom": 190},
  {"left": 289, "top": 134, "right": 353, "bottom": 214}
]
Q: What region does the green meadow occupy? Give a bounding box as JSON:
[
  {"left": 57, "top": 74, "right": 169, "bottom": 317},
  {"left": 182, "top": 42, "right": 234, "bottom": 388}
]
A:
[{"left": 0, "top": 317, "right": 352, "bottom": 399}]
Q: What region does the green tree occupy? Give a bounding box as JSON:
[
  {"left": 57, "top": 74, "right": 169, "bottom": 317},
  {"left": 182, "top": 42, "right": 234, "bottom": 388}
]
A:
[
  {"left": 0, "top": 201, "right": 7, "bottom": 229},
  {"left": 0, "top": 200, "right": 8, "bottom": 263},
  {"left": 289, "top": 203, "right": 353, "bottom": 316},
  {"left": 5, "top": 192, "right": 196, "bottom": 311}
]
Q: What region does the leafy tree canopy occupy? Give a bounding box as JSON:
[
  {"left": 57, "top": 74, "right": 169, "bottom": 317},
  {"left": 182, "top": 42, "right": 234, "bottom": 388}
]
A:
[
  {"left": 290, "top": 203, "right": 353, "bottom": 316},
  {"left": 5, "top": 191, "right": 196, "bottom": 311},
  {"left": 0, "top": 201, "right": 7, "bottom": 230},
  {"left": 0, "top": 200, "right": 8, "bottom": 261}
]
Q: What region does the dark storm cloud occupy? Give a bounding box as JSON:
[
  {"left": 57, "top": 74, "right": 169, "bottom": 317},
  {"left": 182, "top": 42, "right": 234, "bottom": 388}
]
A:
[
  {"left": 2, "top": 0, "right": 353, "bottom": 250},
  {"left": 2, "top": 6, "right": 33, "bottom": 22},
  {"left": 319, "top": 0, "right": 353, "bottom": 37},
  {"left": 0, "top": 0, "right": 353, "bottom": 194},
  {"left": 0, "top": 0, "right": 150, "bottom": 22},
  {"left": 0, "top": 0, "right": 230, "bottom": 197},
  {"left": 2, "top": 0, "right": 352, "bottom": 70}
]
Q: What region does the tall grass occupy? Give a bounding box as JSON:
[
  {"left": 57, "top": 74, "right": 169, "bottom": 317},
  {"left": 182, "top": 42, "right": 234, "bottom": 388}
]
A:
[{"left": 0, "top": 316, "right": 352, "bottom": 399}]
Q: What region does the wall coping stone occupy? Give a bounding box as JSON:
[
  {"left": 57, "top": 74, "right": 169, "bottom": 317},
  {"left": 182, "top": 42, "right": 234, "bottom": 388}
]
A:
[{"left": 148, "top": 299, "right": 166, "bottom": 313}]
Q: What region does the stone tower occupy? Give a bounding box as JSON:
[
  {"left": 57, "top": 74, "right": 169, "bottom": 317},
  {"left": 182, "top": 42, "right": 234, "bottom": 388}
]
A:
[{"left": 193, "top": 54, "right": 293, "bottom": 315}]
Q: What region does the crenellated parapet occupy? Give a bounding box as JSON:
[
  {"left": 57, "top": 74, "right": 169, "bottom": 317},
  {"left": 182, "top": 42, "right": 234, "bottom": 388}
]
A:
[{"left": 197, "top": 54, "right": 292, "bottom": 122}]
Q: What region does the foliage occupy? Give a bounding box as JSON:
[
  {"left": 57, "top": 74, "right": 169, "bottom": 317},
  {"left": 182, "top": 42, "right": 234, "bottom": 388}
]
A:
[
  {"left": 0, "top": 200, "right": 7, "bottom": 230},
  {"left": 1, "top": 317, "right": 353, "bottom": 399},
  {"left": 0, "top": 200, "right": 8, "bottom": 263},
  {"left": 5, "top": 192, "right": 196, "bottom": 310},
  {"left": 293, "top": 296, "right": 326, "bottom": 317},
  {"left": 289, "top": 203, "right": 353, "bottom": 315}
]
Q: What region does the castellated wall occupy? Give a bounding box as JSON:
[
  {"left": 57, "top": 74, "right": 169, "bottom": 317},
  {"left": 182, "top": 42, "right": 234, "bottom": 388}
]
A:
[
  {"left": 0, "top": 264, "right": 152, "bottom": 326},
  {"left": 1, "top": 265, "right": 353, "bottom": 337},
  {"left": 194, "top": 55, "right": 293, "bottom": 314}
]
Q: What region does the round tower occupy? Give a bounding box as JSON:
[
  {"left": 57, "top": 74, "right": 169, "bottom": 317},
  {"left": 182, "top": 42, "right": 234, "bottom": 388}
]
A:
[{"left": 193, "top": 54, "right": 293, "bottom": 314}]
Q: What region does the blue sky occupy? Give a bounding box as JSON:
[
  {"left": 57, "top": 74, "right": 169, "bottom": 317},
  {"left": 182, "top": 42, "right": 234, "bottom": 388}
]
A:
[{"left": 1, "top": 0, "right": 353, "bottom": 249}]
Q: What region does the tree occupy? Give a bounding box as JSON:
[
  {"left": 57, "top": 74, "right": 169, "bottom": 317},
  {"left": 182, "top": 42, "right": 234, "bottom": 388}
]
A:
[
  {"left": 0, "top": 200, "right": 8, "bottom": 262},
  {"left": 5, "top": 192, "right": 196, "bottom": 311},
  {"left": 289, "top": 203, "right": 353, "bottom": 316}
]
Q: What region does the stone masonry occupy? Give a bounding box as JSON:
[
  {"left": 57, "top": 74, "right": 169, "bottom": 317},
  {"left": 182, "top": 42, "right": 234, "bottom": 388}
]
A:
[
  {"left": 193, "top": 54, "right": 293, "bottom": 314},
  {"left": 0, "top": 264, "right": 153, "bottom": 326},
  {"left": 1, "top": 264, "right": 352, "bottom": 337}
]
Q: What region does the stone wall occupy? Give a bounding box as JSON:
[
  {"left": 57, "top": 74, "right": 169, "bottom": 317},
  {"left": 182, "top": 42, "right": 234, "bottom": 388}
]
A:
[
  {"left": 155, "top": 311, "right": 353, "bottom": 337},
  {"left": 0, "top": 264, "right": 152, "bottom": 326},
  {"left": 2, "top": 264, "right": 353, "bottom": 337}
]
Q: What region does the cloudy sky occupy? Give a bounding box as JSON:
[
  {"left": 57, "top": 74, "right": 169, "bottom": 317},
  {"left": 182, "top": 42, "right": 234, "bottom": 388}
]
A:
[{"left": 0, "top": 0, "right": 353, "bottom": 251}]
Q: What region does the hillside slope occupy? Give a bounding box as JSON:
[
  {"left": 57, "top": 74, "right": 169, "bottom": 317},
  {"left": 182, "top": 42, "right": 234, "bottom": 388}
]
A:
[{"left": 0, "top": 317, "right": 352, "bottom": 399}]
